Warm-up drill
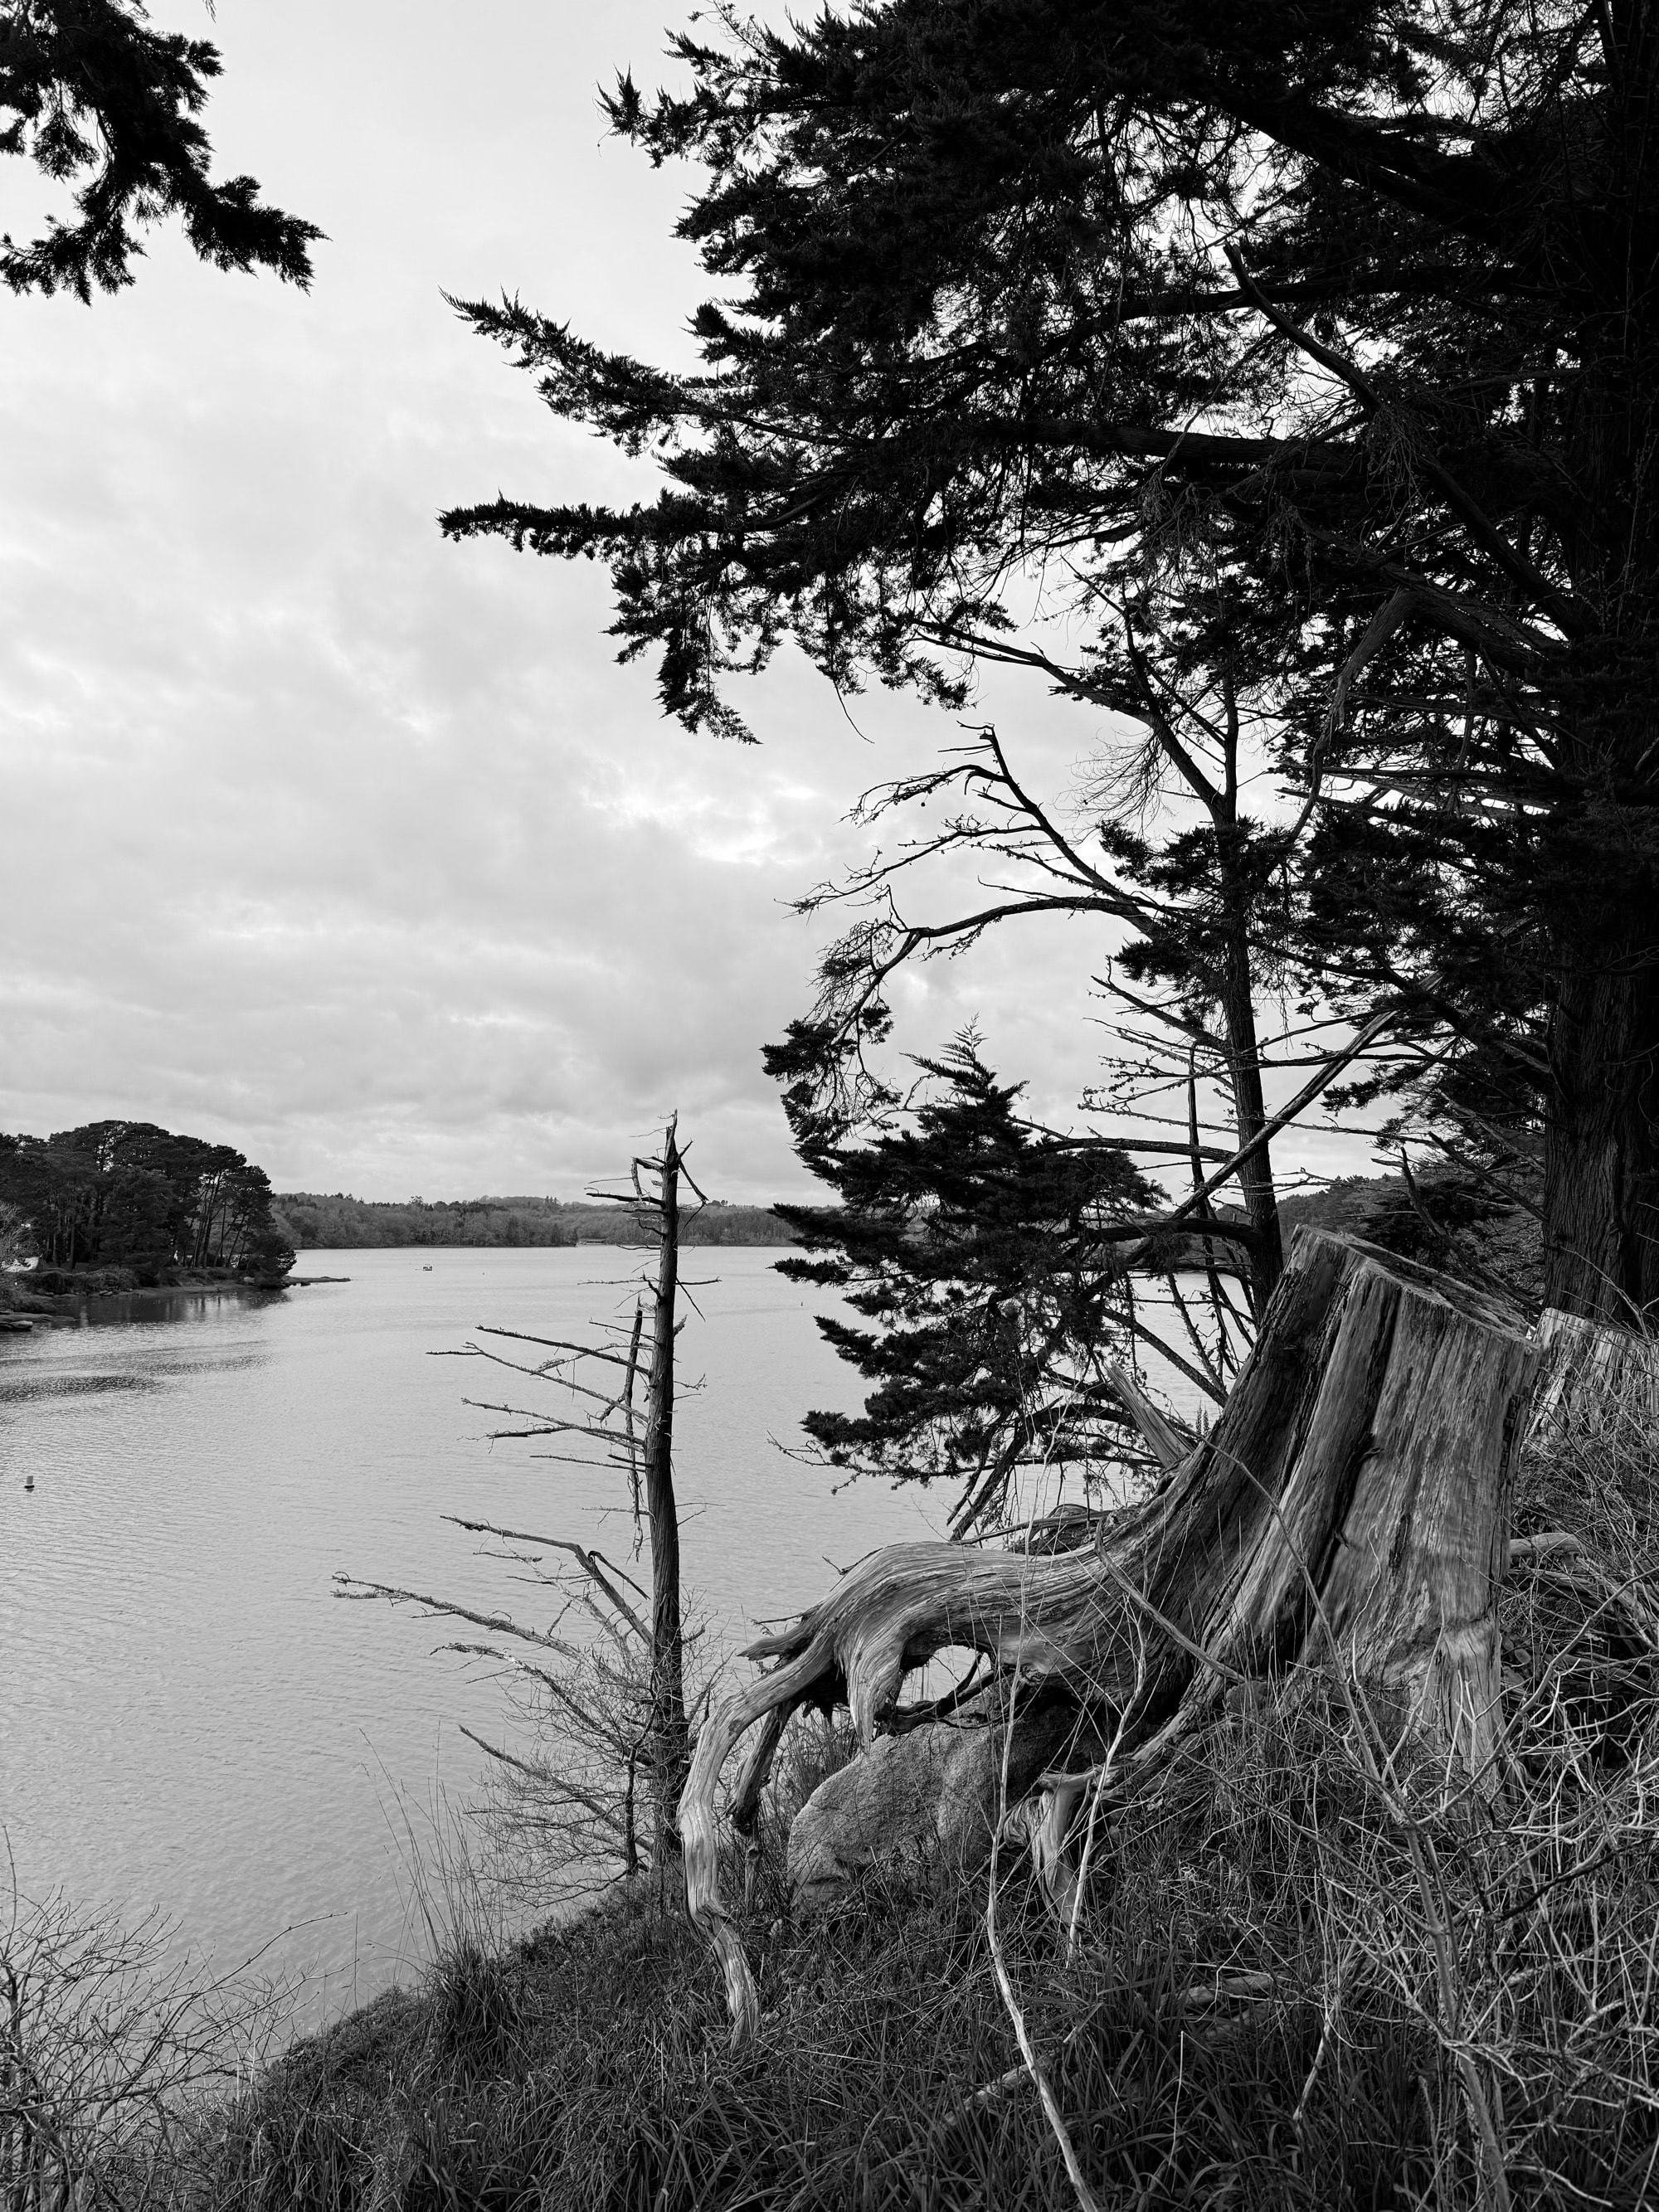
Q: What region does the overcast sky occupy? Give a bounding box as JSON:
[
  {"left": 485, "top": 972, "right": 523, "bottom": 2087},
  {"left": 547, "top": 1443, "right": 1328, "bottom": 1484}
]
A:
[{"left": 0, "top": 1, "right": 1372, "bottom": 1205}]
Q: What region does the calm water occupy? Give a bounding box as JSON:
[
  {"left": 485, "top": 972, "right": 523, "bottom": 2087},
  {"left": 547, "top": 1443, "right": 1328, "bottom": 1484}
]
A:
[{"left": 0, "top": 1248, "right": 944, "bottom": 2025}]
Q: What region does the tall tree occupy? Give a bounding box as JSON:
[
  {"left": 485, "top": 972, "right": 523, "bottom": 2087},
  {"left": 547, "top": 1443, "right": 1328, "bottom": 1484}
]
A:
[
  {"left": 2, "top": 0, "right": 319, "bottom": 298},
  {"left": 0, "top": 1119, "right": 294, "bottom": 1276},
  {"left": 338, "top": 1121, "right": 699, "bottom": 1902},
  {"left": 770, "top": 592, "right": 1301, "bottom": 1322},
  {"left": 443, "top": 0, "right": 1659, "bottom": 1325}
]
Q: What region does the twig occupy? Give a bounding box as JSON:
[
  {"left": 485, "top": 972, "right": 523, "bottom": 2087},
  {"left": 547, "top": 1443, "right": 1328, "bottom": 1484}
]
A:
[{"left": 987, "top": 1671, "right": 1104, "bottom": 2212}]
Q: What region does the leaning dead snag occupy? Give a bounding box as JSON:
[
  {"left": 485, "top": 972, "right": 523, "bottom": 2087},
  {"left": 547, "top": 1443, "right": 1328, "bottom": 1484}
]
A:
[{"left": 680, "top": 1228, "right": 1540, "bottom": 2042}]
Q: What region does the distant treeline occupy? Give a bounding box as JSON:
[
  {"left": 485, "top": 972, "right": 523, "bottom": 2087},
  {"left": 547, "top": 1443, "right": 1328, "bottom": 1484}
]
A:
[
  {"left": 0, "top": 1122, "right": 294, "bottom": 1283},
  {"left": 1279, "top": 1170, "right": 1541, "bottom": 1300},
  {"left": 273, "top": 1193, "right": 805, "bottom": 1250},
  {"left": 274, "top": 1174, "right": 1540, "bottom": 1286}
]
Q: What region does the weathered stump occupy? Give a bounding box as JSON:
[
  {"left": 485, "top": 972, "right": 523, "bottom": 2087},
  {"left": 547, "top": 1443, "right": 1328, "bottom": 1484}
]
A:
[
  {"left": 1528, "top": 1306, "right": 1659, "bottom": 1449},
  {"left": 681, "top": 1229, "right": 1540, "bottom": 2042}
]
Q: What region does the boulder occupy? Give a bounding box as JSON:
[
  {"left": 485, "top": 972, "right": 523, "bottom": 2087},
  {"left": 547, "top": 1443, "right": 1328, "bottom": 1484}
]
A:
[{"left": 786, "top": 1697, "right": 1072, "bottom": 1915}]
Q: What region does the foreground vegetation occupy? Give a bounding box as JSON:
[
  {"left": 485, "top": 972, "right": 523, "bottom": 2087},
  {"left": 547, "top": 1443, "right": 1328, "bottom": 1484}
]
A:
[{"left": 8, "top": 1376, "right": 1658, "bottom": 2212}]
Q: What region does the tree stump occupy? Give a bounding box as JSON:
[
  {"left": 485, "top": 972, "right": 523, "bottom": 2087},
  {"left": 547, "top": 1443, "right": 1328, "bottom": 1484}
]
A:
[
  {"left": 680, "top": 1229, "right": 1540, "bottom": 2042},
  {"left": 1528, "top": 1306, "right": 1659, "bottom": 1451}
]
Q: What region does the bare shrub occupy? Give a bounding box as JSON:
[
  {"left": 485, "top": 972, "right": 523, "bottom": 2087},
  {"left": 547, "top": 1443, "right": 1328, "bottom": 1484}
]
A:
[{"left": 0, "top": 1861, "right": 286, "bottom": 2210}]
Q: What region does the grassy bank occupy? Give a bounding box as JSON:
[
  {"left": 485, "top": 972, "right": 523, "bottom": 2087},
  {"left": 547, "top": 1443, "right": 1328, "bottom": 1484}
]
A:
[{"left": 9, "top": 1373, "right": 1659, "bottom": 2209}]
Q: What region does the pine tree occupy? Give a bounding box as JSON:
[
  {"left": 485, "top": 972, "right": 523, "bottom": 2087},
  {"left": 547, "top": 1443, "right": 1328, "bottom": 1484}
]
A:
[
  {"left": 0, "top": 1119, "right": 294, "bottom": 1276},
  {"left": 444, "top": 0, "right": 1659, "bottom": 1324},
  {"left": 775, "top": 1035, "right": 1170, "bottom": 1532},
  {"left": 2, "top": 1, "right": 319, "bottom": 298}
]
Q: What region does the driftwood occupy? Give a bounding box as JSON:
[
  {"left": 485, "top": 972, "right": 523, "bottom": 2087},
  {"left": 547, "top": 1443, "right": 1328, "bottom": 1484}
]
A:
[{"left": 682, "top": 1228, "right": 1545, "bottom": 2042}]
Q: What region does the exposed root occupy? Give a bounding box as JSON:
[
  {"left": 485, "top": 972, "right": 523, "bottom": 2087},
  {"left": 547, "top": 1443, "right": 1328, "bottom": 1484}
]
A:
[{"left": 681, "top": 1231, "right": 1545, "bottom": 2042}]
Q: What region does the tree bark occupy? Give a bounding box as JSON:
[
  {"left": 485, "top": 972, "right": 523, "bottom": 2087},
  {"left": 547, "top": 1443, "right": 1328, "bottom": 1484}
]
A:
[
  {"left": 679, "top": 1228, "right": 1539, "bottom": 2042},
  {"left": 1220, "top": 1004, "right": 1282, "bottom": 1310},
  {"left": 1216, "top": 865, "right": 1283, "bottom": 1312},
  {"left": 645, "top": 1120, "right": 689, "bottom": 1881},
  {"left": 1543, "top": 928, "right": 1659, "bottom": 1327},
  {"left": 1527, "top": 1305, "right": 1659, "bottom": 1450}
]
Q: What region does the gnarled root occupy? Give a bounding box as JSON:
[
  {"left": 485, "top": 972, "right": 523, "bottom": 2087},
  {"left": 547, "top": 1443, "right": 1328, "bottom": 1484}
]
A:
[{"left": 680, "top": 1229, "right": 1542, "bottom": 2043}]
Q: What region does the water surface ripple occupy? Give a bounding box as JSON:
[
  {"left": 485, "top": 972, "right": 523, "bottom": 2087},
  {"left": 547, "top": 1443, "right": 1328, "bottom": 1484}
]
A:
[{"left": 0, "top": 1248, "right": 937, "bottom": 2027}]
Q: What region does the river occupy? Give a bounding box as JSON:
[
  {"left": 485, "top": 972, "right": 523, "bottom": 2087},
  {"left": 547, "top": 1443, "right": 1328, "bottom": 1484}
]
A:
[{"left": 0, "top": 1247, "right": 951, "bottom": 2030}]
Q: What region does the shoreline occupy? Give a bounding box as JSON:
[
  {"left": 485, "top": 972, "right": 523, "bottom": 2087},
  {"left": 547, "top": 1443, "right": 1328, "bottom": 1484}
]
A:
[{"left": 1, "top": 1269, "right": 350, "bottom": 1325}]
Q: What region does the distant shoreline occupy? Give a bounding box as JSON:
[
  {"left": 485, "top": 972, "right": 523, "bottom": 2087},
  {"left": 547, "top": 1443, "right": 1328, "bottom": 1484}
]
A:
[
  {"left": 2, "top": 1265, "right": 348, "bottom": 1323},
  {"left": 272, "top": 1192, "right": 807, "bottom": 1252}
]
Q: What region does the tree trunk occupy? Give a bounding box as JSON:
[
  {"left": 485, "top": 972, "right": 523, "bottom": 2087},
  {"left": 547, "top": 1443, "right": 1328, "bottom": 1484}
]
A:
[
  {"left": 679, "top": 1228, "right": 1539, "bottom": 2042},
  {"left": 645, "top": 1120, "right": 689, "bottom": 1882},
  {"left": 1218, "top": 901, "right": 1283, "bottom": 1313},
  {"left": 1543, "top": 929, "right": 1659, "bottom": 1327}
]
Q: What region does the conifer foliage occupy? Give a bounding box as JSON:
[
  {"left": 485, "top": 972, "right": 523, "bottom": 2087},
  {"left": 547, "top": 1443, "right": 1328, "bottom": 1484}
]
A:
[
  {"left": 445, "top": 0, "right": 1659, "bottom": 1325},
  {"left": 1, "top": 0, "right": 319, "bottom": 297},
  {"left": 775, "top": 1037, "right": 1163, "bottom": 1531},
  {"left": 0, "top": 1120, "right": 294, "bottom": 1278}
]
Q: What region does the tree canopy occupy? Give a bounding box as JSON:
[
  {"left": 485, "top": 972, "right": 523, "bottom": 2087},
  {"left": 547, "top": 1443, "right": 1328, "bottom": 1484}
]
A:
[
  {"left": 445, "top": 0, "right": 1659, "bottom": 1325},
  {"left": 2, "top": 0, "right": 319, "bottom": 297},
  {"left": 0, "top": 1120, "right": 294, "bottom": 1278},
  {"left": 775, "top": 1036, "right": 1170, "bottom": 1530}
]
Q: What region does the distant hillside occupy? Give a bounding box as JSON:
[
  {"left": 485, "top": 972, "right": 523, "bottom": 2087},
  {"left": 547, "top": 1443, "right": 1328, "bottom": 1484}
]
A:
[
  {"left": 273, "top": 1175, "right": 1540, "bottom": 1295},
  {"left": 1279, "top": 1169, "right": 1542, "bottom": 1305},
  {"left": 271, "top": 1193, "right": 803, "bottom": 1251}
]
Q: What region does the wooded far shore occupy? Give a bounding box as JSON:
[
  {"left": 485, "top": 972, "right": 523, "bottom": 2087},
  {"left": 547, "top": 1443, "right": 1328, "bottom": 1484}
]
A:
[
  {"left": 270, "top": 1174, "right": 1542, "bottom": 1286},
  {"left": 270, "top": 1192, "right": 805, "bottom": 1249}
]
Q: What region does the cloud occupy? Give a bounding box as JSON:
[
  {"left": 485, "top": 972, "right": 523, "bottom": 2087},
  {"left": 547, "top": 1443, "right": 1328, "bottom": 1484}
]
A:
[{"left": 0, "top": 0, "right": 1372, "bottom": 1204}]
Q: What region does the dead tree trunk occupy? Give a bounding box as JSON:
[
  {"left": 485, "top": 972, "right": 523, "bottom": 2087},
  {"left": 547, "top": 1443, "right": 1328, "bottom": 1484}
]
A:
[
  {"left": 337, "top": 1120, "right": 702, "bottom": 1902},
  {"left": 679, "top": 1228, "right": 1540, "bottom": 2042},
  {"left": 644, "top": 1118, "right": 690, "bottom": 1883}
]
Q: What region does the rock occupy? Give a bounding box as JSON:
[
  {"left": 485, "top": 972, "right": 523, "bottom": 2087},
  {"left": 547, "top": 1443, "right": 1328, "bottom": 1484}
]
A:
[{"left": 786, "top": 1697, "right": 1072, "bottom": 1915}]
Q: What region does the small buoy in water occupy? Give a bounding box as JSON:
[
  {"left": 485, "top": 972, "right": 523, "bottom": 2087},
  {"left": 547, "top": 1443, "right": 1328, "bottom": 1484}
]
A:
[{"left": 23, "top": 1475, "right": 34, "bottom": 1492}]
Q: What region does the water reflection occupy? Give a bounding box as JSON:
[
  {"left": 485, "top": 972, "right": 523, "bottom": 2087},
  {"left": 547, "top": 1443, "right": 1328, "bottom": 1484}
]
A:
[
  {"left": 0, "top": 1371, "right": 166, "bottom": 1403},
  {"left": 75, "top": 1286, "right": 284, "bottom": 1329}
]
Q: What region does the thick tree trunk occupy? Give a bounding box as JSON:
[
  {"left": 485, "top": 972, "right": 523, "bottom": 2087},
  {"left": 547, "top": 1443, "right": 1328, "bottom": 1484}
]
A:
[
  {"left": 680, "top": 1229, "right": 1539, "bottom": 2041},
  {"left": 1543, "top": 931, "right": 1659, "bottom": 1326}
]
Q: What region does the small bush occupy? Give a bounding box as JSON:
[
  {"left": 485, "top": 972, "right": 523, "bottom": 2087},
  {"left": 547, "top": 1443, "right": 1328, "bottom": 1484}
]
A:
[
  {"left": 0, "top": 1884, "right": 288, "bottom": 2210},
  {"left": 421, "top": 1937, "right": 523, "bottom": 2078}
]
